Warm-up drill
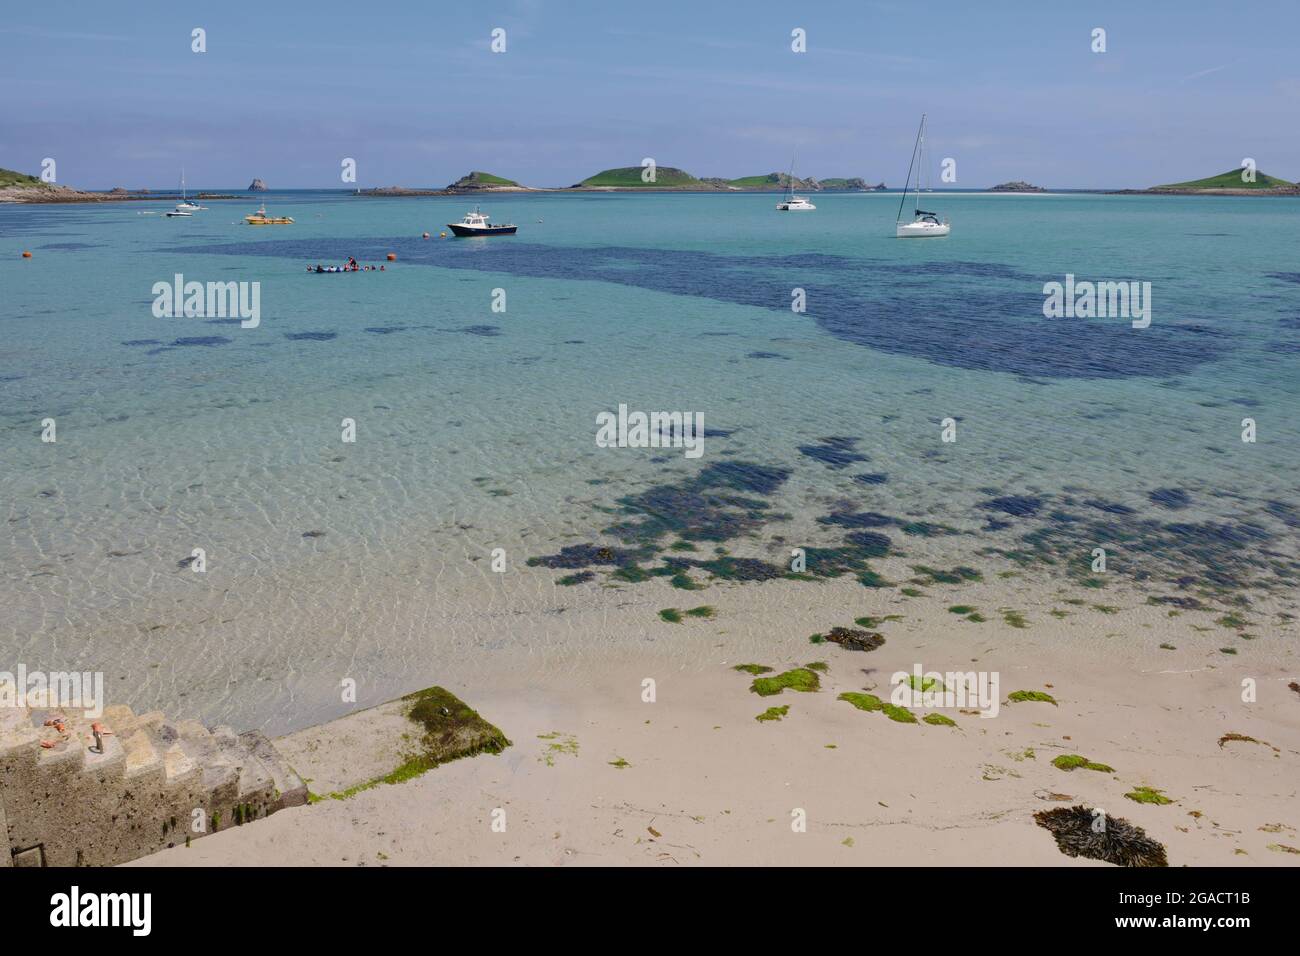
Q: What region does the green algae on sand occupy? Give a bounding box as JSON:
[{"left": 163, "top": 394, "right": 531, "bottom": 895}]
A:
[
  {"left": 1125, "top": 786, "right": 1173, "bottom": 805},
  {"left": 835, "top": 691, "right": 917, "bottom": 723},
  {"left": 755, "top": 705, "right": 790, "bottom": 722},
  {"left": 838, "top": 691, "right": 884, "bottom": 712},
  {"left": 733, "top": 663, "right": 773, "bottom": 675},
  {"left": 538, "top": 731, "right": 579, "bottom": 766},
  {"left": 751, "top": 668, "right": 820, "bottom": 697},
  {"left": 1052, "top": 754, "right": 1114, "bottom": 773},
  {"left": 922, "top": 713, "right": 957, "bottom": 727},
  {"left": 1008, "top": 690, "right": 1058, "bottom": 705}
]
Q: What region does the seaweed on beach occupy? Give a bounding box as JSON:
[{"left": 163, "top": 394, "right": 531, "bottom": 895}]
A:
[
  {"left": 822, "top": 627, "right": 885, "bottom": 652},
  {"left": 1034, "top": 806, "right": 1168, "bottom": 867}
]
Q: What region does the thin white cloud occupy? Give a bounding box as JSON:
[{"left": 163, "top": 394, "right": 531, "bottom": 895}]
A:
[{"left": 1181, "top": 65, "right": 1226, "bottom": 82}]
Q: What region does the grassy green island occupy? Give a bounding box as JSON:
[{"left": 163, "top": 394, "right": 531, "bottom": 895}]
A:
[{"left": 1148, "top": 168, "right": 1297, "bottom": 193}]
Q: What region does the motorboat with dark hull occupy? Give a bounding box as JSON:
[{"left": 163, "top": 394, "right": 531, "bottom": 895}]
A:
[{"left": 447, "top": 207, "right": 517, "bottom": 236}]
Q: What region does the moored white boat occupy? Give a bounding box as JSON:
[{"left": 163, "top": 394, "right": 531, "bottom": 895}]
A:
[
  {"left": 895, "top": 114, "right": 949, "bottom": 238},
  {"left": 447, "top": 207, "right": 517, "bottom": 236},
  {"left": 776, "top": 154, "right": 816, "bottom": 211}
]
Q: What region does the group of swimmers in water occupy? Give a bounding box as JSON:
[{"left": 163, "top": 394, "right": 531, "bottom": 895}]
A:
[{"left": 307, "top": 256, "right": 385, "bottom": 273}]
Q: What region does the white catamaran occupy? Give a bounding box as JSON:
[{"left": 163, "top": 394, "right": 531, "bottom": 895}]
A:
[
  {"left": 776, "top": 153, "right": 816, "bottom": 211},
  {"left": 895, "top": 114, "right": 949, "bottom": 237}
]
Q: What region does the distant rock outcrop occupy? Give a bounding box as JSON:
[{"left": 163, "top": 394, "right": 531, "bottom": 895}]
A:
[
  {"left": 358, "top": 185, "right": 446, "bottom": 197},
  {"left": 446, "top": 171, "right": 526, "bottom": 191},
  {"left": 817, "top": 177, "right": 872, "bottom": 190},
  {"left": 248, "top": 178, "right": 267, "bottom": 191},
  {"left": 990, "top": 180, "right": 1046, "bottom": 192}
]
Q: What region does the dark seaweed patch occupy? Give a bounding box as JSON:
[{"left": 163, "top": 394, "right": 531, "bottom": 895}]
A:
[
  {"left": 1148, "top": 488, "right": 1190, "bottom": 509},
  {"left": 844, "top": 531, "right": 892, "bottom": 557},
  {"left": 364, "top": 326, "right": 409, "bottom": 334},
  {"left": 818, "top": 511, "right": 896, "bottom": 529},
  {"left": 746, "top": 351, "right": 790, "bottom": 359},
  {"left": 526, "top": 543, "right": 656, "bottom": 569},
  {"left": 169, "top": 336, "right": 230, "bottom": 347},
  {"left": 285, "top": 331, "right": 337, "bottom": 341},
  {"left": 980, "top": 495, "right": 1042, "bottom": 517},
  {"left": 1085, "top": 499, "right": 1137, "bottom": 516},
  {"left": 170, "top": 238, "right": 1227, "bottom": 379},
  {"left": 455, "top": 325, "right": 501, "bottom": 336},
  {"left": 798, "top": 436, "right": 868, "bottom": 470},
  {"left": 1035, "top": 806, "right": 1167, "bottom": 867},
  {"left": 1264, "top": 500, "right": 1300, "bottom": 529},
  {"left": 696, "top": 461, "right": 789, "bottom": 495},
  {"left": 121, "top": 339, "right": 162, "bottom": 346},
  {"left": 853, "top": 473, "right": 889, "bottom": 485}
]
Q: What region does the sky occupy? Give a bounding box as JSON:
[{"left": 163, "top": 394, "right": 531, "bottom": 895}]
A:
[{"left": 2, "top": 0, "right": 1298, "bottom": 190}]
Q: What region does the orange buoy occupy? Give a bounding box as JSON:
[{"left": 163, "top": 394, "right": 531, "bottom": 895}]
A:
[
  {"left": 422, "top": 232, "right": 430, "bottom": 239},
  {"left": 21, "top": 250, "right": 32, "bottom": 258},
  {"left": 386, "top": 253, "right": 396, "bottom": 261}
]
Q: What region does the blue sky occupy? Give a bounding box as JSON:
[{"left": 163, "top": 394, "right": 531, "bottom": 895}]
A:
[{"left": 3, "top": 0, "right": 1298, "bottom": 189}]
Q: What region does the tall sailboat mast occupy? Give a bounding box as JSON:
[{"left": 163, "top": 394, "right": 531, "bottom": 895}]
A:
[{"left": 896, "top": 113, "right": 925, "bottom": 222}]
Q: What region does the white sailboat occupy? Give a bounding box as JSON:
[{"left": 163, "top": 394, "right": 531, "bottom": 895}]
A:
[
  {"left": 166, "top": 169, "right": 203, "bottom": 217},
  {"left": 895, "top": 114, "right": 949, "bottom": 237},
  {"left": 776, "top": 153, "right": 816, "bottom": 211}
]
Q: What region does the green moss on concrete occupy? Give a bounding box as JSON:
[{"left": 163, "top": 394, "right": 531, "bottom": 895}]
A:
[{"left": 327, "top": 686, "right": 511, "bottom": 799}]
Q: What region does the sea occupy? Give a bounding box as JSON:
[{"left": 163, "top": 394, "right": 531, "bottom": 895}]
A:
[{"left": 3, "top": 189, "right": 1298, "bottom": 732}]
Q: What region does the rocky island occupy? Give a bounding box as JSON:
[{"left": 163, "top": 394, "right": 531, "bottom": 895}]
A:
[
  {"left": 248, "top": 178, "right": 267, "bottom": 191},
  {"left": 0, "top": 167, "right": 233, "bottom": 204},
  {"left": 990, "top": 180, "right": 1047, "bottom": 192},
  {"left": 571, "top": 166, "right": 879, "bottom": 191}
]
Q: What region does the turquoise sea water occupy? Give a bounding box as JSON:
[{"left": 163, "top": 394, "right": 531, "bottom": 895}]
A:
[{"left": 3, "top": 190, "right": 1298, "bottom": 731}]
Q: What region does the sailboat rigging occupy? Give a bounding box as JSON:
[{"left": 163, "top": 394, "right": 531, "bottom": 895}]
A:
[{"left": 895, "top": 114, "right": 949, "bottom": 237}]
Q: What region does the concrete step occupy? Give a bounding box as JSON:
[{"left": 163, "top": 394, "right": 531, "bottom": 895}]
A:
[
  {"left": 102, "top": 704, "right": 136, "bottom": 733},
  {"left": 121, "top": 729, "right": 162, "bottom": 779},
  {"left": 81, "top": 732, "right": 125, "bottom": 781},
  {"left": 174, "top": 719, "right": 210, "bottom": 740},
  {"left": 241, "top": 730, "right": 308, "bottom": 807},
  {"left": 162, "top": 742, "right": 200, "bottom": 786}
]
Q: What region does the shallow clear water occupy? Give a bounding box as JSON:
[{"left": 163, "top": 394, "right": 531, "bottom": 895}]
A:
[{"left": 3, "top": 190, "right": 1298, "bottom": 731}]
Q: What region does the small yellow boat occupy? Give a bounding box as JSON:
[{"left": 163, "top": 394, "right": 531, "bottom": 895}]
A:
[{"left": 245, "top": 203, "right": 294, "bottom": 225}]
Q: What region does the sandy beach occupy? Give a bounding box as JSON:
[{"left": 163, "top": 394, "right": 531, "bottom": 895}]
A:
[{"left": 130, "top": 575, "right": 1299, "bottom": 867}]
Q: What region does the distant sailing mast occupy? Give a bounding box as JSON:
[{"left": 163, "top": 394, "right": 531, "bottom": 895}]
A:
[{"left": 895, "top": 114, "right": 949, "bottom": 237}]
